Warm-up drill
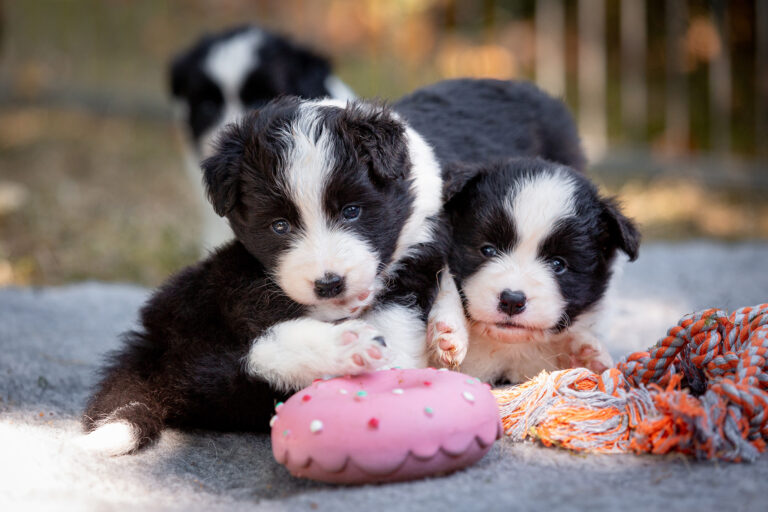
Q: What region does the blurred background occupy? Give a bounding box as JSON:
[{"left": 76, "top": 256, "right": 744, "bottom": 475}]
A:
[{"left": 0, "top": 0, "right": 766, "bottom": 287}]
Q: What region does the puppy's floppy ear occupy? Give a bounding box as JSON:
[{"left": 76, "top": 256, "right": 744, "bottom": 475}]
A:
[
  {"left": 169, "top": 51, "right": 191, "bottom": 99},
  {"left": 442, "top": 161, "right": 488, "bottom": 202},
  {"left": 340, "top": 104, "right": 410, "bottom": 184},
  {"left": 599, "top": 196, "right": 640, "bottom": 261},
  {"left": 286, "top": 46, "right": 333, "bottom": 98},
  {"left": 201, "top": 118, "right": 250, "bottom": 217}
]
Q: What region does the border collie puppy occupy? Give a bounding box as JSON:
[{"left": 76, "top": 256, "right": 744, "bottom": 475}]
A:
[
  {"left": 169, "top": 25, "right": 355, "bottom": 250},
  {"left": 443, "top": 158, "right": 640, "bottom": 384},
  {"left": 80, "top": 79, "right": 586, "bottom": 455}
]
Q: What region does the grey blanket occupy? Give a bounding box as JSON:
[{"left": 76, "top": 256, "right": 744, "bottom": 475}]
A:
[{"left": 2, "top": 242, "right": 768, "bottom": 511}]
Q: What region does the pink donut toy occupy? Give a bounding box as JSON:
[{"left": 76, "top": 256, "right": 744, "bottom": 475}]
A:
[{"left": 270, "top": 368, "right": 502, "bottom": 484}]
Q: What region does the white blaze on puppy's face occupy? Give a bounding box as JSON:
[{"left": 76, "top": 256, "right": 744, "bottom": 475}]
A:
[
  {"left": 274, "top": 108, "right": 379, "bottom": 321},
  {"left": 199, "top": 29, "right": 264, "bottom": 159},
  {"left": 462, "top": 171, "right": 577, "bottom": 341}
]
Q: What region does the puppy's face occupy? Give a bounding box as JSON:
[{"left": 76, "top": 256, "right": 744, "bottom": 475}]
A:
[
  {"left": 202, "top": 98, "right": 418, "bottom": 321},
  {"left": 170, "top": 27, "right": 344, "bottom": 159},
  {"left": 446, "top": 159, "right": 639, "bottom": 342}
]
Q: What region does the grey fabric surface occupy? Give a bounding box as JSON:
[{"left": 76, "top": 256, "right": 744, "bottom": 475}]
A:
[{"left": 2, "top": 241, "right": 768, "bottom": 511}]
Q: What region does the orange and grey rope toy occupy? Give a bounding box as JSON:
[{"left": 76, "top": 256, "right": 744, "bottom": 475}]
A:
[{"left": 492, "top": 303, "right": 768, "bottom": 461}]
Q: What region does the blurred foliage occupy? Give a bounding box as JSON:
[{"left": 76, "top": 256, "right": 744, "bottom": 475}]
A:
[
  {"left": 0, "top": 0, "right": 766, "bottom": 287},
  {"left": 1, "top": 0, "right": 762, "bottom": 153}
]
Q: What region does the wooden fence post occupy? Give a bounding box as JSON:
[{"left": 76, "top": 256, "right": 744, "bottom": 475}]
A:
[
  {"left": 578, "top": 0, "right": 607, "bottom": 159},
  {"left": 535, "top": 0, "right": 566, "bottom": 98}
]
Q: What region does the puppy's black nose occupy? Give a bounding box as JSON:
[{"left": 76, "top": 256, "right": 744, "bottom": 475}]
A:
[
  {"left": 498, "top": 290, "right": 526, "bottom": 316},
  {"left": 314, "top": 273, "right": 345, "bottom": 299}
]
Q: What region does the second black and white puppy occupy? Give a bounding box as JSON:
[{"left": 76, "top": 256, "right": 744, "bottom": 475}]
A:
[
  {"left": 80, "top": 79, "right": 587, "bottom": 455},
  {"left": 443, "top": 157, "right": 640, "bottom": 384},
  {"left": 170, "top": 25, "right": 356, "bottom": 250}
]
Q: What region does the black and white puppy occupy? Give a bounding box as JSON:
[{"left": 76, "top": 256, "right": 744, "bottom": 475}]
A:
[
  {"left": 443, "top": 157, "right": 640, "bottom": 384},
  {"left": 79, "top": 79, "right": 586, "bottom": 455},
  {"left": 170, "top": 25, "right": 355, "bottom": 249}
]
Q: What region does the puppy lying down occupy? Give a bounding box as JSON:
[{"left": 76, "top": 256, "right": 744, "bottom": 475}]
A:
[
  {"left": 79, "top": 79, "right": 583, "bottom": 455},
  {"left": 433, "top": 158, "right": 640, "bottom": 384}
]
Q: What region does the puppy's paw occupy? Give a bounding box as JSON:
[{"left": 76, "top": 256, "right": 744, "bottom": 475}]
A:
[
  {"left": 331, "top": 320, "right": 390, "bottom": 375},
  {"left": 427, "top": 318, "right": 468, "bottom": 370},
  {"left": 568, "top": 338, "right": 613, "bottom": 373},
  {"left": 75, "top": 421, "right": 139, "bottom": 457}
]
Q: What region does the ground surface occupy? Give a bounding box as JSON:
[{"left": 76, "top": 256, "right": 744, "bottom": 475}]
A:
[{"left": 2, "top": 241, "right": 768, "bottom": 511}]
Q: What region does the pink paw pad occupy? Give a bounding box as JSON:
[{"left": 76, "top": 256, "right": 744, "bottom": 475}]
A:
[
  {"left": 341, "top": 331, "right": 358, "bottom": 345},
  {"left": 571, "top": 345, "right": 610, "bottom": 373}
]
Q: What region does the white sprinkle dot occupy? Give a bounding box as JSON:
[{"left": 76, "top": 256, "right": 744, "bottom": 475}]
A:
[
  {"left": 392, "top": 388, "right": 404, "bottom": 394},
  {"left": 310, "top": 420, "right": 323, "bottom": 433},
  {"left": 463, "top": 391, "right": 475, "bottom": 403},
  {"left": 269, "top": 416, "right": 277, "bottom": 427},
  {"left": 437, "top": 368, "right": 449, "bottom": 372},
  {"left": 338, "top": 389, "right": 348, "bottom": 394}
]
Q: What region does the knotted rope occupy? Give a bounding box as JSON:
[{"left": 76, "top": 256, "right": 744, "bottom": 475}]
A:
[{"left": 492, "top": 304, "right": 768, "bottom": 461}]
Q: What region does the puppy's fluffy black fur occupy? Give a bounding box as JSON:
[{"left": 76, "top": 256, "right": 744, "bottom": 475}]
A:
[
  {"left": 83, "top": 79, "right": 583, "bottom": 452},
  {"left": 396, "top": 79, "right": 586, "bottom": 182}
]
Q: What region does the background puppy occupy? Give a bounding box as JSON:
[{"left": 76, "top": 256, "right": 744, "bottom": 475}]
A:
[
  {"left": 80, "top": 79, "right": 588, "bottom": 455},
  {"left": 169, "top": 25, "right": 355, "bottom": 250},
  {"left": 444, "top": 157, "right": 640, "bottom": 384}
]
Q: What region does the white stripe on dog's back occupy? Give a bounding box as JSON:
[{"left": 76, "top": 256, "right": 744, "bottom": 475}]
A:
[{"left": 390, "top": 127, "right": 443, "bottom": 263}]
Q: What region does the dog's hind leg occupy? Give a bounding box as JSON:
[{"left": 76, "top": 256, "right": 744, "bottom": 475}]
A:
[
  {"left": 78, "top": 368, "right": 166, "bottom": 456},
  {"left": 78, "top": 332, "right": 170, "bottom": 456}
]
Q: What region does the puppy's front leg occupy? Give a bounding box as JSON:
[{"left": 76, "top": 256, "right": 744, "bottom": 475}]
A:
[
  {"left": 245, "top": 318, "right": 389, "bottom": 391},
  {"left": 427, "top": 267, "right": 469, "bottom": 369},
  {"left": 559, "top": 329, "right": 614, "bottom": 373}
]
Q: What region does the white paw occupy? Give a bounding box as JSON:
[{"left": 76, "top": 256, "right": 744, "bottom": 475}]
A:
[
  {"left": 427, "top": 318, "right": 468, "bottom": 370},
  {"left": 75, "top": 421, "right": 139, "bottom": 456},
  {"left": 568, "top": 338, "right": 614, "bottom": 373},
  {"left": 330, "top": 320, "right": 390, "bottom": 375}
]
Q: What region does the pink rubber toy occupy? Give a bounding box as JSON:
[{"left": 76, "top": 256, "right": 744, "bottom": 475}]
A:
[{"left": 271, "top": 368, "right": 502, "bottom": 484}]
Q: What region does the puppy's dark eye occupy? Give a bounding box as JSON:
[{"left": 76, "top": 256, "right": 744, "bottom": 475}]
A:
[
  {"left": 341, "top": 205, "right": 361, "bottom": 221},
  {"left": 271, "top": 219, "right": 291, "bottom": 235},
  {"left": 480, "top": 245, "right": 498, "bottom": 258},
  {"left": 550, "top": 257, "right": 567, "bottom": 274}
]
